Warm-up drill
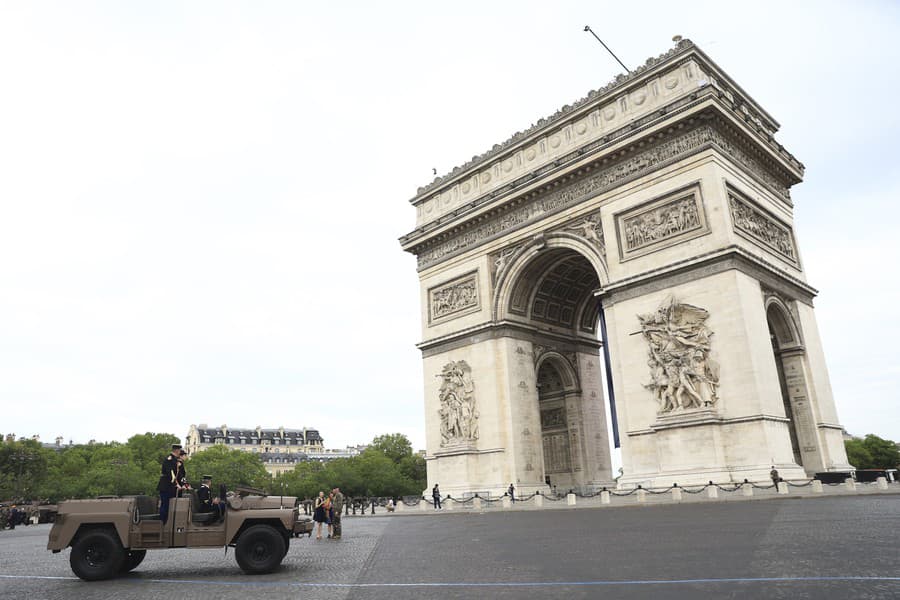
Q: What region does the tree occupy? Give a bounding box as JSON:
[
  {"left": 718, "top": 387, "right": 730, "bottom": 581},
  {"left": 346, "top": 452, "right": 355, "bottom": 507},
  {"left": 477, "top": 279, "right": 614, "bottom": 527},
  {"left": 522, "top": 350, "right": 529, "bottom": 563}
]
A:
[
  {"left": 0, "top": 440, "right": 50, "bottom": 501},
  {"left": 369, "top": 433, "right": 413, "bottom": 464},
  {"left": 185, "top": 446, "right": 270, "bottom": 491},
  {"left": 845, "top": 434, "right": 900, "bottom": 470}
]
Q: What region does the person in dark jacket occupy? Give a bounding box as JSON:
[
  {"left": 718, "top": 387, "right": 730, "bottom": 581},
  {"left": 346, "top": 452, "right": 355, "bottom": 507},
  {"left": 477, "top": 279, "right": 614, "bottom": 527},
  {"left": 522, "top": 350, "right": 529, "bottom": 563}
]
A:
[
  {"left": 157, "top": 444, "right": 183, "bottom": 523},
  {"left": 432, "top": 484, "right": 442, "bottom": 510},
  {"left": 197, "top": 475, "right": 224, "bottom": 520}
]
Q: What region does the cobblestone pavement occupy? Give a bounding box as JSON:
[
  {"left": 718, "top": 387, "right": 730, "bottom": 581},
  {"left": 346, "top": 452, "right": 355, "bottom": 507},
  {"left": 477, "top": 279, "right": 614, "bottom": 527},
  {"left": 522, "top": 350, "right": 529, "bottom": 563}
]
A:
[{"left": 1, "top": 495, "right": 898, "bottom": 600}]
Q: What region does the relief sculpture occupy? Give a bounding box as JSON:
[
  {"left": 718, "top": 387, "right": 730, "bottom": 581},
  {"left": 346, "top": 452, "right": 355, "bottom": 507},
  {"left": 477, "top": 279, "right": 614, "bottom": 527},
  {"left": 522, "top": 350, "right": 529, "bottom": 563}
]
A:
[
  {"left": 729, "top": 193, "right": 796, "bottom": 261},
  {"left": 639, "top": 297, "right": 720, "bottom": 413},
  {"left": 438, "top": 361, "right": 479, "bottom": 446},
  {"left": 623, "top": 195, "right": 701, "bottom": 252},
  {"left": 429, "top": 274, "right": 478, "bottom": 322},
  {"left": 565, "top": 214, "right": 606, "bottom": 259}
]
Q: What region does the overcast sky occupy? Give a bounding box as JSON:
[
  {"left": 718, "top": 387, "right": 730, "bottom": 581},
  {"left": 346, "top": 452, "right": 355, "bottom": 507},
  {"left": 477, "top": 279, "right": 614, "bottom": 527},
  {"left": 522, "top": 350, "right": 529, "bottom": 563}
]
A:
[{"left": 1, "top": 1, "right": 898, "bottom": 454}]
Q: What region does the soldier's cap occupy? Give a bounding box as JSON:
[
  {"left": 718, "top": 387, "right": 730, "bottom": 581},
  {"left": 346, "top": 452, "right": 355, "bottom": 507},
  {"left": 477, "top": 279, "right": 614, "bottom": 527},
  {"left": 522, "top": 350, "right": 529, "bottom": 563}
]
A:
[
  {"left": 179, "top": 449, "right": 188, "bottom": 456},
  {"left": 171, "top": 444, "right": 183, "bottom": 451},
  {"left": 202, "top": 475, "right": 212, "bottom": 480}
]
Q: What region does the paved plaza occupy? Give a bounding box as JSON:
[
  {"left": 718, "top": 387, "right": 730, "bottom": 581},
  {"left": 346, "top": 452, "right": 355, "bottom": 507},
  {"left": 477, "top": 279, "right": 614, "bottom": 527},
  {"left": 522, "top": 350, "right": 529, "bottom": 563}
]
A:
[{"left": 1, "top": 495, "right": 898, "bottom": 600}]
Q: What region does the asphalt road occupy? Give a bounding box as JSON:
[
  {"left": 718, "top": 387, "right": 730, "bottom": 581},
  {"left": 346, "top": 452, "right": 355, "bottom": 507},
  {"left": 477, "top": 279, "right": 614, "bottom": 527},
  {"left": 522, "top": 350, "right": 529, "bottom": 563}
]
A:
[{"left": 1, "top": 495, "right": 898, "bottom": 600}]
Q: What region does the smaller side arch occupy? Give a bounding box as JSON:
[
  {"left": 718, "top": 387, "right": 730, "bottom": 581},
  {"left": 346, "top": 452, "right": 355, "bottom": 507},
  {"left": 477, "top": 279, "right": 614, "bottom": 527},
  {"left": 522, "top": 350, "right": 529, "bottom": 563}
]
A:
[
  {"left": 534, "top": 351, "right": 580, "bottom": 392},
  {"left": 765, "top": 296, "right": 803, "bottom": 350}
]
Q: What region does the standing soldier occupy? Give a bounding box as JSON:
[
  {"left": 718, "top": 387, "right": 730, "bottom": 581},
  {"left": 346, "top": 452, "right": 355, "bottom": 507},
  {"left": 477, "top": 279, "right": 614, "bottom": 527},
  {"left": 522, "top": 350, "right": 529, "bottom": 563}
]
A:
[
  {"left": 158, "top": 444, "right": 182, "bottom": 523},
  {"left": 331, "top": 487, "right": 344, "bottom": 540}
]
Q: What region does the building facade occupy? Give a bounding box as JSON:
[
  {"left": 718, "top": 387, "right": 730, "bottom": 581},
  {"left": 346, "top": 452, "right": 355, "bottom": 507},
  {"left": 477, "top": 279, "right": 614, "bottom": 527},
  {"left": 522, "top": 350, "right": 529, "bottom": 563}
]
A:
[{"left": 185, "top": 424, "right": 363, "bottom": 476}]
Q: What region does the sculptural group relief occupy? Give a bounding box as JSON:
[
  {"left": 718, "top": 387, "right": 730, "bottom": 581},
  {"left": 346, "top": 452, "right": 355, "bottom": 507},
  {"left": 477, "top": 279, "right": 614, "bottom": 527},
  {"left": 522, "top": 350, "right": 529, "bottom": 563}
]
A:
[
  {"left": 428, "top": 272, "right": 479, "bottom": 323},
  {"left": 618, "top": 189, "right": 705, "bottom": 260},
  {"left": 728, "top": 190, "right": 797, "bottom": 263},
  {"left": 639, "top": 297, "right": 720, "bottom": 413},
  {"left": 437, "top": 360, "right": 479, "bottom": 447}
]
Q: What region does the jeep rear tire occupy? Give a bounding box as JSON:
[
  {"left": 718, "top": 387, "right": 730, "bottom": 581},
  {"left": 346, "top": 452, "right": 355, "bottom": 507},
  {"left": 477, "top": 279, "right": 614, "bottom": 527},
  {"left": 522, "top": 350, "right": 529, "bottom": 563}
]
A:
[
  {"left": 69, "top": 529, "right": 125, "bottom": 581},
  {"left": 120, "top": 549, "right": 147, "bottom": 573},
  {"left": 235, "top": 525, "right": 285, "bottom": 574}
]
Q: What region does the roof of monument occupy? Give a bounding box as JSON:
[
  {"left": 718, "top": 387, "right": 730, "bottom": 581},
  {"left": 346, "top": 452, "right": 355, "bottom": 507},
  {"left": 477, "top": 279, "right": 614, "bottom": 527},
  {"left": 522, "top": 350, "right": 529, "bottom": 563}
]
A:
[{"left": 410, "top": 38, "right": 796, "bottom": 204}]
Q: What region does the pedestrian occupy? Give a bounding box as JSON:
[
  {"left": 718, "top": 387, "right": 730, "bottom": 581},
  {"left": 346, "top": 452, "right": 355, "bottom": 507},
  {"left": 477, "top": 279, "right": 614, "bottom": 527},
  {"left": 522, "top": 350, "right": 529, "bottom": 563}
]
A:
[
  {"left": 770, "top": 466, "right": 780, "bottom": 488},
  {"left": 432, "top": 483, "right": 442, "bottom": 510},
  {"left": 324, "top": 491, "right": 334, "bottom": 538},
  {"left": 157, "top": 444, "right": 183, "bottom": 523},
  {"left": 313, "top": 491, "right": 327, "bottom": 540},
  {"left": 508, "top": 483, "right": 515, "bottom": 503},
  {"left": 331, "top": 487, "right": 344, "bottom": 539}
]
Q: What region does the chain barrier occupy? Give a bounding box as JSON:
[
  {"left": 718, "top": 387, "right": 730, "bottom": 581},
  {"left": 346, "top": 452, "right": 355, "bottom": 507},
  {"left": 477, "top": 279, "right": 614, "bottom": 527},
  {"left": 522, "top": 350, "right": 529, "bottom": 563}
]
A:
[
  {"left": 749, "top": 481, "right": 777, "bottom": 490},
  {"left": 713, "top": 483, "right": 743, "bottom": 492},
  {"left": 542, "top": 493, "right": 565, "bottom": 502},
  {"left": 786, "top": 479, "right": 815, "bottom": 488},
  {"left": 680, "top": 484, "right": 710, "bottom": 495},
  {"left": 645, "top": 487, "right": 673, "bottom": 495},
  {"left": 609, "top": 488, "right": 640, "bottom": 497}
]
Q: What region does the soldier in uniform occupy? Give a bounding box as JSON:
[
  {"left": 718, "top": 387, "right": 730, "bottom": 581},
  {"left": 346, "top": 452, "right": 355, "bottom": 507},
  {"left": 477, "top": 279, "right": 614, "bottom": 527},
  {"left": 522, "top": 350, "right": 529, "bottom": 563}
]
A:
[
  {"left": 197, "top": 475, "right": 225, "bottom": 521},
  {"left": 176, "top": 449, "right": 190, "bottom": 492},
  {"left": 158, "top": 444, "right": 183, "bottom": 523},
  {"left": 331, "top": 487, "right": 344, "bottom": 540}
]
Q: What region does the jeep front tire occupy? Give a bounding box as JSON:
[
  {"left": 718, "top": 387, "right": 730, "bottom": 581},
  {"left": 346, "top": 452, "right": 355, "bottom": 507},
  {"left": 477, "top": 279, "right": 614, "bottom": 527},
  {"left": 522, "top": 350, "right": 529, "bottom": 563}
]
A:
[
  {"left": 69, "top": 529, "right": 125, "bottom": 581},
  {"left": 235, "top": 525, "right": 286, "bottom": 574}
]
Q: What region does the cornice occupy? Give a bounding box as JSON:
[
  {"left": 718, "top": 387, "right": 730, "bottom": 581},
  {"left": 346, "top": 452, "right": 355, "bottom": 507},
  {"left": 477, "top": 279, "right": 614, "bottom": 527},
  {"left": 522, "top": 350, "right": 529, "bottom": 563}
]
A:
[
  {"left": 402, "top": 108, "right": 800, "bottom": 270},
  {"left": 405, "top": 40, "right": 804, "bottom": 228}
]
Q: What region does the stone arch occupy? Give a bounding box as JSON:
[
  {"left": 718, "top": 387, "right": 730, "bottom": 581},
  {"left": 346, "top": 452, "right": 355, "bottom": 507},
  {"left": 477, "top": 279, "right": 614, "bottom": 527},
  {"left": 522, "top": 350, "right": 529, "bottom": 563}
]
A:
[
  {"left": 535, "top": 351, "right": 580, "bottom": 391},
  {"left": 765, "top": 296, "right": 802, "bottom": 350},
  {"left": 492, "top": 232, "right": 608, "bottom": 324}
]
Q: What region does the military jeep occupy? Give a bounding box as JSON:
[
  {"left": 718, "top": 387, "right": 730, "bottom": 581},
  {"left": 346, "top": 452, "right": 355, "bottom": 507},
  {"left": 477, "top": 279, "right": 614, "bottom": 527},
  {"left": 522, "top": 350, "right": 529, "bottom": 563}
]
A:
[{"left": 47, "top": 486, "right": 314, "bottom": 580}]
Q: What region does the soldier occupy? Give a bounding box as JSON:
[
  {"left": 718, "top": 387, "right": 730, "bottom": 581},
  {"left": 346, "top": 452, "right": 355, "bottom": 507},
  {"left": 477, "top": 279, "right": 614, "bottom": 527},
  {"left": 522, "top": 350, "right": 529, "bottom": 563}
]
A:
[
  {"left": 176, "top": 449, "right": 190, "bottom": 493},
  {"left": 331, "top": 487, "right": 344, "bottom": 540},
  {"left": 197, "top": 475, "right": 224, "bottom": 521},
  {"left": 770, "top": 466, "right": 780, "bottom": 489},
  {"left": 158, "top": 444, "right": 182, "bottom": 523}
]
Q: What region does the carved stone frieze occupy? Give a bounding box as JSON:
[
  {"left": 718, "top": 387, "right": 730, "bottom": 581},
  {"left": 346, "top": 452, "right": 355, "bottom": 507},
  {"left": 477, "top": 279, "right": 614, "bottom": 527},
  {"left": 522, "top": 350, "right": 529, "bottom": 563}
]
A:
[
  {"left": 616, "top": 185, "right": 707, "bottom": 260},
  {"left": 428, "top": 271, "right": 480, "bottom": 324},
  {"left": 728, "top": 190, "right": 797, "bottom": 263},
  {"left": 639, "top": 297, "right": 720, "bottom": 413},
  {"left": 490, "top": 243, "right": 524, "bottom": 286},
  {"left": 414, "top": 122, "right": 788, "bottom": 270},
  {"left": 437, "top": 360, "right": 479, "bottom": 447}
]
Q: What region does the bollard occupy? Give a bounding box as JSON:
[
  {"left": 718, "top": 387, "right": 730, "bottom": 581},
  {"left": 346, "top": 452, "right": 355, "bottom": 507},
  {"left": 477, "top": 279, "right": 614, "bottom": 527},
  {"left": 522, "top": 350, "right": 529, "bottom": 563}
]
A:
[
  {"left": 844, "top": 477, "right": 856, "bottom": 491},
  {"left": 601, "top": 490, "right": 611, "bottom": 505},
  {"left": 345, "top": 502, "right": 349, "bottom": 516},
  {"left": 473, "top": 496, "right": 482, "bottom": 510},
  {"left": 877, "top": 476, "right": 888, "bottom": 490},
  {"left": 371, "top": 499, "right": 376, "bottom": 514},
  {"left": 396, "top": 499, "right": 404, "bottom": 512},
  {"left": 777, "top": 481, "right": 789, "bottom": 495},
  {"left": 566, "top": 492, "right": 576, "bottom": 506},
  {"left": 534, "top": 493, "right": 543, "bottom": 508},
  {"left": 707, "top": 484, "right": 719, "bottom": 499},
  {"left": 637, "top": 488, "right": 647, "bottom": 503},
  {"left": 742, "top": 481, "right": 753, "bottom": 497},
  {"left": 812, "top": 480, "right": 823, "bottom": 493},
  {"left": 352, "top": 503, "right": 357, "bottom": 515},
  {"left": 671, "top": 487, "right": 683, "bottom": 502},
  {"left": 445, "top": 497, "right": 453, "bottom": 511},
  {"left": 502, "top": 496, "right": 511, "bottom": 509}
]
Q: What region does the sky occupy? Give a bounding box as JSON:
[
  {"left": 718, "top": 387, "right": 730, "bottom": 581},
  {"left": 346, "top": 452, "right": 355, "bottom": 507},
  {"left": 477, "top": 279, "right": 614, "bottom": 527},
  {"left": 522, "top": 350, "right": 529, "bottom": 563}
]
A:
[{"left": 1, "top": 1, "right": 898, "bottom": 454}]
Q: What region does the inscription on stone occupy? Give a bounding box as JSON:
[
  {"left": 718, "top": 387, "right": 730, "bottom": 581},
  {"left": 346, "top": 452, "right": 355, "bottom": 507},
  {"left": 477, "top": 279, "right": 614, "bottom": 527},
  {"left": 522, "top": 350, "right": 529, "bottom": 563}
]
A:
[
  {"left": 428, "top": 272, "right": 479, "bottom": 323},
  {"left": 729, "top": 191, "right": 797, "bottom": 263}
]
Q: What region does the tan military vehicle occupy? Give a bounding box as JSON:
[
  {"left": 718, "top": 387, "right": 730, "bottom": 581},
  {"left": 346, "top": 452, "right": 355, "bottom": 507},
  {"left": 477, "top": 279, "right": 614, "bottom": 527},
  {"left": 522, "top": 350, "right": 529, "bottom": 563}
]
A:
[{"left": 47, "top": 486, "right": 314, "bottom": 580}]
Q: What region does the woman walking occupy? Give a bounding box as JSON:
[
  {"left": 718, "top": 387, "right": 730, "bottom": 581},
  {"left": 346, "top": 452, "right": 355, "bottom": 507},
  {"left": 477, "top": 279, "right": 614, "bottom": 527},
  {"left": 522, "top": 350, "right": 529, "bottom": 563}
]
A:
[{"left": 324, "top": 491, "right": 334, "bottom": 538}]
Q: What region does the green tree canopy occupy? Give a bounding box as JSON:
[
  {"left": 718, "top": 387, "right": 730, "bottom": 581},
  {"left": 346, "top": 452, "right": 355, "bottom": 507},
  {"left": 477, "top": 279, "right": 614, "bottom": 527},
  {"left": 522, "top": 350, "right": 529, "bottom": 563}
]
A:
[
  {"left": 845, "top": 434, "right": 900, "bottom": 470},
  {"left": 184, "top": 445, "right": 270, "bottom": 491}
]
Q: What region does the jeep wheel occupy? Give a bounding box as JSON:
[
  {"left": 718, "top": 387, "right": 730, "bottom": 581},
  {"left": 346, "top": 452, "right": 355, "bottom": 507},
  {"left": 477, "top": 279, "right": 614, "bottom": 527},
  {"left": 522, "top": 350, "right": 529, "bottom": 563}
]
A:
[
  {"left": 120, "top": 549, "right": 147, "bottom": 573},
  {"left": 69, "top": 529, "right": 125, "bottom": 581},
  {"left": 235, "top": 525, "right": 286, "bottom": 574}
]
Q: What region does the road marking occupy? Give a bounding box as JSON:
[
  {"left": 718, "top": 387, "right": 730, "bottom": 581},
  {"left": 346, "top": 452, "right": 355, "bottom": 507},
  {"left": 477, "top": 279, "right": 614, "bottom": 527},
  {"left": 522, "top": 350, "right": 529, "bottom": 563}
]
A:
[{"left": 2, "top": 574, "right": 900, "bottom": 587}]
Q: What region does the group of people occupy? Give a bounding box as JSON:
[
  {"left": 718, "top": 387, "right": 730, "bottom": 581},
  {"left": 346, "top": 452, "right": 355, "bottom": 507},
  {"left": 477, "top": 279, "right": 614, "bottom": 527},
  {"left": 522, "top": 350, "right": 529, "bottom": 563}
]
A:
[
  {"left": 312, "top": 488, "right": 344, "bottom": 540},
  {"left": 157, "top": 443, "right": 224, "bottom": 523},
  {"left": 0, "top": 504, "right": 36, "bottom": 529}
]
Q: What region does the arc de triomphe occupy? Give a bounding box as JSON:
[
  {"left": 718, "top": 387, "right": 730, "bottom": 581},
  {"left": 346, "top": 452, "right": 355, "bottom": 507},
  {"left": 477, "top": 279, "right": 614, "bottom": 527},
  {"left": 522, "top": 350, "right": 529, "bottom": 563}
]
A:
[{"left": 400, "top": 40, "right": 851, "bottom": 496}]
